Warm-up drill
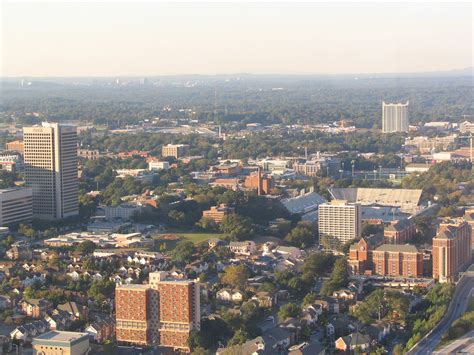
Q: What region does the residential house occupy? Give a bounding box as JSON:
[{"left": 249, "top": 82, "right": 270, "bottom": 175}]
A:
[
  {"left": 6, "top": 246, "right": 32, "bottom": 260},
  {"left": 20, "top": 299, "right": 52, "bottom": 318},
  {"left": 216, "top": 289, "right": 244, "bottom": 303},
  {"left": 332, "top": 289, "right": 356, "bottom": 301},
  {"left": 57, "top": 301, "right": 88, "bottom": 321},
  {"left": 251, "top": 291, "right": 276, "bottom": 308},
  {"left": 10, "top": 320, "right": 49, "bottom": 343},
  {"left": 85, "top": 316, "right": 115, "bottom": 343},
  {"left": 274, "top": 246, "right": 303, "bottom": 259},
  {"left": 335, "top": 332, "right": 371, "bottom": 352},
  {"left": 366, "top": 321, "right": 391, "bottom": 343}
]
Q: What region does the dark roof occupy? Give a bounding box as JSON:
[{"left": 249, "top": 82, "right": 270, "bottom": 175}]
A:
[
  {"left": 342, "top": 332, "right": 371, "bottom": 347},
  {"left": 385, "top": 219, "right": 412, "bottom": 232}
]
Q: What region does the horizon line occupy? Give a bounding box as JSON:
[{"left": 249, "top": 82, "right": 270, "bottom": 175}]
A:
[{"left": 1, "top": 66, "right": 473, "bottom": 80}]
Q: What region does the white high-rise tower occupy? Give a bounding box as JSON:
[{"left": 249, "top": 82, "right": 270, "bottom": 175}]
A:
[{"left": 382, "top": 101, "right": 409, "bottom": 133}]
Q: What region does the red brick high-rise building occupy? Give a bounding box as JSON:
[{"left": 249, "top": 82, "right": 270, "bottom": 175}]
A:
[
  {"left": 116, "top": 272, "right": 200, "bottom": 351},
  {"left": 432, "top": 219, "right": 472, "bottom": 283},
  {"left": 464, "top": 209, "right": 474, "bottom": 251}
]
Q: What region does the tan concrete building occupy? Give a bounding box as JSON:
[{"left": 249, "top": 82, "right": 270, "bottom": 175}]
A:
[
  {"left": 0, "top": 187, "right": 33, "bottom": 226},
  {"left": 23, "top": 122, "right": 78, "bottom": 219},
  {"left": 32, "top": 331, "right": 90, "bottom": 355},
  {"left": 318, "top": 200, "right": 361, "bottom": 245},
  {"left": 116, "top": 271, "right": 200, "bottom": 352},
  {"left": 161, "top": 144, "right": 189, "bottom": 159}
]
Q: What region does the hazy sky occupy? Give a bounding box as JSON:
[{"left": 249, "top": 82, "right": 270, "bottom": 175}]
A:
[{"left": 1, "top": 1, "right": 472, "bottom": 76}]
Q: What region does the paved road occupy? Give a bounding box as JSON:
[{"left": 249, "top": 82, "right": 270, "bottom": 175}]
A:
[
  {"left": 434, "top": 330, "right": 474, "bottom": 354},
  {"left": 407, "top": 275, "right": 474, "bottom": 354}
]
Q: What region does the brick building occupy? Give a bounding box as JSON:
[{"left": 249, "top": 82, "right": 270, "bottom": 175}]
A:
[
  {"left": 244, "top": 169, "right": 274, "bottom": 195},
  {"left": 384, "top": 219, "right": 416, "bottom": 244},
  {"left": 21, "top": 299, "right": 52, "bottom": 318},
  {"left": 5, "top": 140, "right": 24, "bottom": 154},
  {"left": 372, "top": 244, "right": 423, "bottom": 277},
  {"left": 116, "top": 272, "right": 200, "bottom": 352},
  {"left": 115, "top": 285, "right": 150, "bottom": 345},
  {"left": 464, "top": 209, "right": 474, "bottom": 251},
  {"left": 432, "top": 219, "right": 472, "bottom": 283},
  {"left": 349, "top": 236, "right": 422, "bottom": 277},
  {"left": 202, "top": 204, "right": 235, "bottom": 224}
]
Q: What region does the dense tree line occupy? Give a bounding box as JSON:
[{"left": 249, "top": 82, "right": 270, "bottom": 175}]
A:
[{"left": 2, "top": 76, "right": 471, "bottom": 129}]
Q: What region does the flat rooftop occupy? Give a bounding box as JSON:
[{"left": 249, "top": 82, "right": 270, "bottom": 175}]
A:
[{"left": 34, "top": 331, "right": 88, "bottom": 342}]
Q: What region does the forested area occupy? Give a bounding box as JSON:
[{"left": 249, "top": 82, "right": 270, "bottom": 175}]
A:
[{"left": 1, "top": 75, "right": 471, "bottom": 129}]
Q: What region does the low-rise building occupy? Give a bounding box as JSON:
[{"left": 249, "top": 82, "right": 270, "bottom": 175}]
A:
[
  {"left": 32, "top": 331, "right": 90, "bottom": 355},
  {"left": 20, "top": 299, "right": 52, "bottom": 318},
  {"left": 372, "top": 244, "right": 423, "bottom": 277},
  {"left": 229, "top": 241, "right": 257, "bottom": 255},
  {"left": 384, "top": 219, "right": 416, "bottom": 244},
  {"left": 104, "top": 204, "right": 142, "bottom": 220},
  {"left": 202, "top": 204, "right": 235, "bottom": 224},
  {"left": 5, "top": 140, "right": 24, "bottom": 154},
  {"left": 148, "top": 160, "right": 170, "bottom": 171}
]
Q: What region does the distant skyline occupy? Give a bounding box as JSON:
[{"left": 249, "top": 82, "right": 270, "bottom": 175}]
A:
[{"left": 1, "top": 2, "right": 472, "bottom": 77}]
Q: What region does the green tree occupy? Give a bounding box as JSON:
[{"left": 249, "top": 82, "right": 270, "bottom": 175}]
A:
[
  {"left": 228, "top": 329, "right": 248, "bottom": 346},
  {"left": 284, "top": 222, "right": 314, "bottom": 248},
  {"left": 172, "top": 240, "right": 196, "bottom": 265},
  {"left": 221, "top": 265, "right": 250, "bottom": 290},
  {"left": 77, "top": 240, "right": 96, "bottom": 254},
  {"left": 220, "top": 214, "right": 254, "bottom": 241},
  {"left": 278, "top": 303, "right": 301, "bottom": 321}
]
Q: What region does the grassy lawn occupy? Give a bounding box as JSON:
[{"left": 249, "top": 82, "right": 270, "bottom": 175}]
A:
[
  {"left": 177, "top": 233, "right": 225, "bottom": 244},
  {"left": 152, "top": 232, "right": 225, "bottom": 252}
]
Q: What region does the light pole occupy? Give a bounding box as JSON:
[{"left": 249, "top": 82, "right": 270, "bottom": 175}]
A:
[{"left": 351, "top": 160, "right": 355, "bottom": 178}]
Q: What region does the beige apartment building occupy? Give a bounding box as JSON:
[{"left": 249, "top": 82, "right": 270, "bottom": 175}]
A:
[
  {"left": 318, "top": 200, "right": 362, "bottom": 245},
  {"left": 23, "top": 122, "right": 78, "bottom": 219}
]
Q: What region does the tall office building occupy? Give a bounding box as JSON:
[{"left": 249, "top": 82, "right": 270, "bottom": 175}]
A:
[
  {"left": 382, "top": 101, "right": 409, "bottom": 133},
  {"left": 318, "top": 200, "right": 362, "bottom": 245},
  {"left": 116, "top": 272, "right": 200, "bottom": 352},
  {"left": 23, "top": 122, "right": 78, "bottom": 219},
  {"left": 432, "top": 219, "right": 471, "bottom": 283}
]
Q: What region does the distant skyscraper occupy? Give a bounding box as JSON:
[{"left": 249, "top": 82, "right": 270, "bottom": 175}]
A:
[
  {"left": 23, "top": 122, "right": 78, "bottom": 219},
  {"left": 382, "top": 101, "right": 409, "bottom": 133}
]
